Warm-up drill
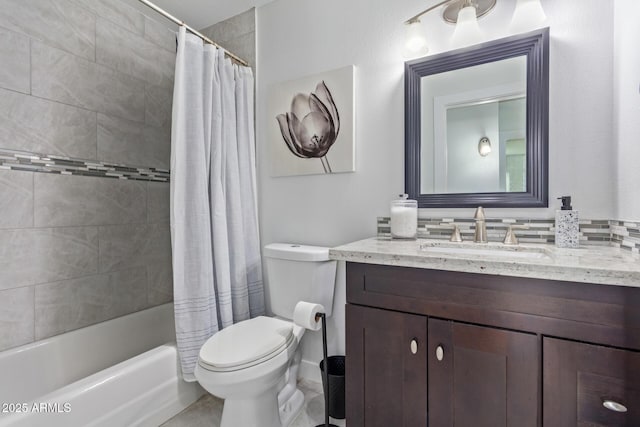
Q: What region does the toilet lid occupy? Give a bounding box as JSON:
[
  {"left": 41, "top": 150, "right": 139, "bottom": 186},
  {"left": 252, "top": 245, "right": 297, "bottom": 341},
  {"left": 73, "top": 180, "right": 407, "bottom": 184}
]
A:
[{"left": 199, "top": 316, "right": 294, "bottom": 370}]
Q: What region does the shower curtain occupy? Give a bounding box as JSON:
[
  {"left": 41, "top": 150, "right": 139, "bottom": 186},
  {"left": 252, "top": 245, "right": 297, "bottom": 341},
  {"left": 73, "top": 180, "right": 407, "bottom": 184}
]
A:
[{"left": 170, "top": 26, "right": 264, "bottom": 380}]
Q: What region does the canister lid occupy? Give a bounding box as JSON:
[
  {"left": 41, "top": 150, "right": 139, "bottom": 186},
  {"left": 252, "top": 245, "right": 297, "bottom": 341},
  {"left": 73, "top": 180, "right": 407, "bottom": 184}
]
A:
[{"left": 392, "top": 194, "right": 417, "bottom": 207}]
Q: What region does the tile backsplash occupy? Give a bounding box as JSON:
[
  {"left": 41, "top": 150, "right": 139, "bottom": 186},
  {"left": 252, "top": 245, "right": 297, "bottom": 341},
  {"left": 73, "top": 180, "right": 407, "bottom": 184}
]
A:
[
  {"left": 610, "top": 220, "right": 640, "bottom": 254},
  {"left": 377, "top": 217, "right": 635, "bottom": 251}
]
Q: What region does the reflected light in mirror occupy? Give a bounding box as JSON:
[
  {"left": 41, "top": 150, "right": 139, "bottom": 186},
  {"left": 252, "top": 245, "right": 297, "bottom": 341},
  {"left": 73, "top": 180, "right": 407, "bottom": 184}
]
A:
[
  {"left": 478, "top": 137, "right": 492, "bottom": 157},
  {"left": 510, "top": 0, "right": 547, "bottom": 33},
  {"left": 451, "top": 5, "right": 483, "bottom": 49},
  {"left": 403, "top": 20, "right": 429, "bottom": 59}
]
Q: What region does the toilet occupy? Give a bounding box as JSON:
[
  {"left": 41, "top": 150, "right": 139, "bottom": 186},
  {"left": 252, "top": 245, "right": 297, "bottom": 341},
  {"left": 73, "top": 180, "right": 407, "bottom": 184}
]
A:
[{"left": 194, "top": 243, "right": 337, "bottom": 427}]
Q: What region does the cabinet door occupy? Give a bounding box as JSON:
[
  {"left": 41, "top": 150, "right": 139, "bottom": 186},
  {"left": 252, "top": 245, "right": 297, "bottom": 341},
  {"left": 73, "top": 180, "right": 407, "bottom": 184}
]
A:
[
  {"left": 544, "top": 337, "right": 640, "bottom": 426},
  {"left": 428, "top": 319, "right": 539, "bottom": 427},
  {"left": 346, "top": 304, "right": 428, "bottom": 427}
]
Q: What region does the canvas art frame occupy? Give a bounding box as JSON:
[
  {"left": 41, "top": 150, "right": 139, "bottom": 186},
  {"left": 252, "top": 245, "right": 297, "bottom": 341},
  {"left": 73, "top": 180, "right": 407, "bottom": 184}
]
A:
[{"left": 268, "top": 65, "right": 355, "bottom": 177}]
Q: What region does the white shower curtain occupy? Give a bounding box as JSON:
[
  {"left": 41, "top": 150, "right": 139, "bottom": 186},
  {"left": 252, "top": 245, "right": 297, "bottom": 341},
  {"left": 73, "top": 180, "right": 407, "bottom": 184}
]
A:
[{"left": 170, "top": 26, "right": 264, "bottom": 380}]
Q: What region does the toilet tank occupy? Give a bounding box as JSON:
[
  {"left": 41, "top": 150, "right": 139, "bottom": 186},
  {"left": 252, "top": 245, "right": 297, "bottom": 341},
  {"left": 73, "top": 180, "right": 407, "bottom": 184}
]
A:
[{"left": 263, "top": 243, "right": 337, "bottom": 318}]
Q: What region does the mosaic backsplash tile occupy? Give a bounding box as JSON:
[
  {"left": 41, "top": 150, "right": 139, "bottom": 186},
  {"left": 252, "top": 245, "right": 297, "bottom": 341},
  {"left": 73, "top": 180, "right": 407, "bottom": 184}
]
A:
[
  {"left": 0, "top": 149, "right": 170, "bottom": 182},
  {"left": 377, "top": 217, "right": 613, "bottom": 246},
  {"left": 610, "top": 220, "right": 640, "bottom": 255}
]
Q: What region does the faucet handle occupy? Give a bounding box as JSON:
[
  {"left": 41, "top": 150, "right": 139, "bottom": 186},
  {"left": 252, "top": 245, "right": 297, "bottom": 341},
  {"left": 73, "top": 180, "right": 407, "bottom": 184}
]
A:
[
  {"left": 474, "top": 206, "right": 486, "bottom": 221},
  {"left": 443, "top": 224, "right": 463, "bottom": 242},
  {"left": 503, "top": 224, "right": 530, "bottom": 245}
]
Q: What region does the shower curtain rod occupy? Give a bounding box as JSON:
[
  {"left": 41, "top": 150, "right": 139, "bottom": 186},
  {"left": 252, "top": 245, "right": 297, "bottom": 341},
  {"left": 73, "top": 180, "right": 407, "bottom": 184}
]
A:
[{"left": 137, "top": 0, "right": 250, "bottom": 66}]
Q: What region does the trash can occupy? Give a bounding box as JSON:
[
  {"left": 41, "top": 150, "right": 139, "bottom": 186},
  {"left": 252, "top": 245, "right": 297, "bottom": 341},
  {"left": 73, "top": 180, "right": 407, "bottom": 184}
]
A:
[{"left": 319, "top": 355, "right": 346, "bottom": 419}]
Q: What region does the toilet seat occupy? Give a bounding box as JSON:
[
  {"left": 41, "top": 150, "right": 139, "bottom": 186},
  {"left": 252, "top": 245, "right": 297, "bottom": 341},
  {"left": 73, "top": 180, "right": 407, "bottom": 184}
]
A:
[{"left": 198, "top": 316, "right": 294, "bottom": 372}]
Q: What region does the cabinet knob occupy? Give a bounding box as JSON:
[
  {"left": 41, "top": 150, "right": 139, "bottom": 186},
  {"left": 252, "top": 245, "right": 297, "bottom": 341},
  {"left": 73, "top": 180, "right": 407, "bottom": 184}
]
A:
[
  {"left": 410, "top": 339, "right": 418, "bottom": 354},
  {"left": 436, "top": 345, "right": 444, "bottom": 361},
  {"left": 603, "top": 400, "right": 627, "bottom": 413}
]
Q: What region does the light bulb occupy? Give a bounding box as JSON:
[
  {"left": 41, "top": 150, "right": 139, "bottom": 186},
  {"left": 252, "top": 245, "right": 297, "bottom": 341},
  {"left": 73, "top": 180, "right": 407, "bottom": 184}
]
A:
[
  {"left": 510, "top": 0, "right": 547, "bottom": 33},
  {"left": 478, "top": 137, "right": 492, "bottom": 157},
  {"left": 451, "top": 6, "right": 483, "bottom": 49},
  {"left": 403, "top": 20, "right": 429, "bottom": 59}
]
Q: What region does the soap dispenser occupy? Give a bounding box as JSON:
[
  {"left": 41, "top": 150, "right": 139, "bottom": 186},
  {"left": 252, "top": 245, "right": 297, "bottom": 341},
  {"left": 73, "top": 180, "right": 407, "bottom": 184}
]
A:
[{"left": 555, "top": 196, "right": 579, "bottom": 248}]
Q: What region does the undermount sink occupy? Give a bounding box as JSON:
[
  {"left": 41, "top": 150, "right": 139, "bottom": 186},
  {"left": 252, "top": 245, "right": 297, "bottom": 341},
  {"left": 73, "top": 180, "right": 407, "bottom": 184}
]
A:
[{"left": 419, "top": 242, "right": 552, "bottom": 260}]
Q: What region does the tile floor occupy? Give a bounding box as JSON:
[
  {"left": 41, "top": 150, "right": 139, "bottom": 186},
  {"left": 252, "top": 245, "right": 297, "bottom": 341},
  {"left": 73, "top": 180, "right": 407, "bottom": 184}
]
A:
[{"left": 160, "top": 380, "right": 346, "bottom": 427}]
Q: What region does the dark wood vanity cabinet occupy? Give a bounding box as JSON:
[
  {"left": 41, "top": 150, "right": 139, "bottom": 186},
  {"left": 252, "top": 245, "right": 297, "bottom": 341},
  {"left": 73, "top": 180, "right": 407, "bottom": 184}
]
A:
[
  {"left": 428, "top": 319, "right": 538, "bottom": 427},
  {"left": 345, "top": 262, "right": 640, "bottom": 427},
  {"left": 346, "top": 304, "right": 427, "bottom": 426},
  {"left": 543, "top": 338, "right": 640, "bottom": 426}
]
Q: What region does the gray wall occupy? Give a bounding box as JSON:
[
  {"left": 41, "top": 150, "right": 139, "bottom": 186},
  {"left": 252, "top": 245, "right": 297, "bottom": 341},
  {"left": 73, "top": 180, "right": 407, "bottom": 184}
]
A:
[
  {"left": 0, "top": 0, "right": 176, "bottom": 352},
  {"left": 200, "top": 8, "right": 256, "bottom": 71}
]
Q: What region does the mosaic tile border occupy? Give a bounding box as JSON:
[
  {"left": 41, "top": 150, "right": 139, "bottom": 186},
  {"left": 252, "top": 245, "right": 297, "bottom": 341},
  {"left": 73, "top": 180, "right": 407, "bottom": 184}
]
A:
[
  {"left": 610, "top": 220, "right": 640, "bottom": 255},
  {"left": 0, "top": 149, "right": 170, "bottom": 182},
  {"left": 377, "top": 217, "right": 613, "bottom": 246}
]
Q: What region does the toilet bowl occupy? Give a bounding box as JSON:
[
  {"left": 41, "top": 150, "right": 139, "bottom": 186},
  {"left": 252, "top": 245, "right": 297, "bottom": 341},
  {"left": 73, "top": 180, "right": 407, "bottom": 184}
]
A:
[
  {"left": 195, "top": 317, "right": 306, "bottom": 427},
  {"left": 194, "top": 244, "right": 337, "bottom": 427}
]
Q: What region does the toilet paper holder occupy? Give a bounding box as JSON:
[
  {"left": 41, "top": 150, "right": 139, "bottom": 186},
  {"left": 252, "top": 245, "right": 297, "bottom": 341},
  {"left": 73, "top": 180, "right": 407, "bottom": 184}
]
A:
[{"left": 314, "top": 311, "right": 339, "bottom": 427}]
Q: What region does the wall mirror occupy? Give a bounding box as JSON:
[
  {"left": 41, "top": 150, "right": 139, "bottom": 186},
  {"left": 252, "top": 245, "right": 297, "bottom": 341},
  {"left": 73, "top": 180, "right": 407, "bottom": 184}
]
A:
[{"left": 405, "top": 28, "right": 549, "bottom": 208}]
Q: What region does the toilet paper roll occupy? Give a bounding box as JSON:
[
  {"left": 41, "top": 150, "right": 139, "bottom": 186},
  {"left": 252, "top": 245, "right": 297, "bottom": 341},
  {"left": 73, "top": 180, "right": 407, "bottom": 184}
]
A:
[{"left": 293, "top": 301, "right": 325, "bottom": 331}]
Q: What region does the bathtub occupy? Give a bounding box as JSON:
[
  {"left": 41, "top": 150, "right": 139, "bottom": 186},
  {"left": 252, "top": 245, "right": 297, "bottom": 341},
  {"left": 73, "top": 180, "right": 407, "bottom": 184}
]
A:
[{"left": 0, "top": 303, "right": 204, "bottom": 427}]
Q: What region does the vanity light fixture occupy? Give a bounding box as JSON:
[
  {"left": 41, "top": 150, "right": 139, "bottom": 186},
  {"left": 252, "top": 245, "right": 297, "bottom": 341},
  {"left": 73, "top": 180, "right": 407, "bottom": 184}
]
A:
[
  {"left": 478, "top": 137, "right": 492, "bottom": 156},
  {"left": 403, "top": 0, "right": 546, "bottom": 58},
  {"left": 403, "top": 20, "right": 430, "bottom": 58},
  {"left": 451, "top": 3, "right": 483, "bottom": 49}
]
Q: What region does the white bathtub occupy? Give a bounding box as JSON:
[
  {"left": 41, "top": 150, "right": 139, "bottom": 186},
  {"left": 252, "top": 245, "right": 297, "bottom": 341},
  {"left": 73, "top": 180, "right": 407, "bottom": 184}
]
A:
[{"left": 0, "top": 303, "right": 204, "bottom": 427}]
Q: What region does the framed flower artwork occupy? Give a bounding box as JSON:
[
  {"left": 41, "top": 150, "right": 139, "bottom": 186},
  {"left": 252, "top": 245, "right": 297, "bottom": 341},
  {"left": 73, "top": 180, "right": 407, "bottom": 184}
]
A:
[{"left": 268, "top": 65, "right": 355, "bottom": 176}]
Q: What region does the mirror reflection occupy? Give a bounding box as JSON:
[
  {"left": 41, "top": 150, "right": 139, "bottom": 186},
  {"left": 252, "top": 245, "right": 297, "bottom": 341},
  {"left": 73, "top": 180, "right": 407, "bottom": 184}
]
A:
[{"left": 420, "top": 56, "right": 527, "bottom": 194}]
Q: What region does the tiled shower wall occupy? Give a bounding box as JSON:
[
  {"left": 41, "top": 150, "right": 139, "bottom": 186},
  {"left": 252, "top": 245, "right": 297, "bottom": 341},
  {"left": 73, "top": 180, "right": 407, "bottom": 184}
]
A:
[
  {"left": 200, "top": 8, "right": 256, "bottom": 71},
  {"left": 0, "top": 0, "right": 176, "bottom": 352}
]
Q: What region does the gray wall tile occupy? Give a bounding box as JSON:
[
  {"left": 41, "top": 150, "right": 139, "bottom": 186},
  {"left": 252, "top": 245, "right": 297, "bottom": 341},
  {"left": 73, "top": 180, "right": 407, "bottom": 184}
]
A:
[
  {"left": 145, "top": 82, "right": 173, "bottom": 129},
  {"left": 0, "top": 87, "right": 97, "bottom": 158},
  {"left": 70, "top": 0, "right": 144, "bottom": 36},
  {"left": 148, "top": 182, "right": 169, "bottom": 223},
  {"left": 34, "top": 174, "right": 147, "bottom": 227},
  {"left": 96, "top": 18, "right": 175, "bottom": 88},
  {"left": 0, "top": 286, "right": 34, "bottom": 351},
  {"left": 216, "top": 32, "right": 256, "bottom": 69},
  {"left": 0, "top": 0, "right": 177, "bottom": 347},
  {"left": 200, "top": 8, "right": 255, "bottom": 68},
  {"left": 31, "top": 41, "right": 145, "bottom": 122},
  {"left": 144, "top": 16, "right": 176, "bottom": 52},
  {"left": 147, "top": 262, "right": 172, "bottom": 306},
  {"left": 99, "top": 222, "right": 170, "bottom": 273},
  {"left": 0, "top": 227, "right": 98, "bottom": 291},
  {"left": 35, "top": 268, "right": 147, "bottom": 339},
  {"left": 0, "top": 0, "right": 95, "bottom": 60},
  {"left": 97, "top": 113, "right": 170, "bottom": 169},
  {"left": 200, "top": 8, "right": 255, "bottom": 44},
  {"left": 0, "top": 27, "right": 30, "bottom": 94},
  {"left": 0, "top": 170, "right": 33, "bottom": 229}
]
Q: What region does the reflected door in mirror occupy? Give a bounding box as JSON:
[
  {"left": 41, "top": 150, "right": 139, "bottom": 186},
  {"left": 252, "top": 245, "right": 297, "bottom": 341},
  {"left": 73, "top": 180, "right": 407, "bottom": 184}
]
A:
[{"left": 421, "top": 56, "right": 527, "bottom": 194}]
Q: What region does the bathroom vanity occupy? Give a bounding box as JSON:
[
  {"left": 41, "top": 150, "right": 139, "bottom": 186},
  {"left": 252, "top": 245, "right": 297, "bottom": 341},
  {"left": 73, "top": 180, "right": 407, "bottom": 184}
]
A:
[{"left": 330, "top": 239, "right": 640, "bottom": 426}]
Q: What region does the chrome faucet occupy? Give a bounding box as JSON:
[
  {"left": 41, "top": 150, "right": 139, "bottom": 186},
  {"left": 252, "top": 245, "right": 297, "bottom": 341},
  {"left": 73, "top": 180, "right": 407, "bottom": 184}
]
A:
[{"left": 473, "top": 207, "right": 488, "bottom": 243}]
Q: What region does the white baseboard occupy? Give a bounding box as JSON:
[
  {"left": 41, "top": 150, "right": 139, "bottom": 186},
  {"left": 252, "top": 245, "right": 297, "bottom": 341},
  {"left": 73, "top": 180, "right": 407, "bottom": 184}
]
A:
[{"left": 298, "top": 358, "right": 321, "bottom": 383}]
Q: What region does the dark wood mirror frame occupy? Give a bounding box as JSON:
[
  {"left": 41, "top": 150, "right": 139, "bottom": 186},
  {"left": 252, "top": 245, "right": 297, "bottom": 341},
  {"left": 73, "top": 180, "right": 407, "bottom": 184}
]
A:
[{"left": 405, "top": 28, "right": 549, "bottom": 208}]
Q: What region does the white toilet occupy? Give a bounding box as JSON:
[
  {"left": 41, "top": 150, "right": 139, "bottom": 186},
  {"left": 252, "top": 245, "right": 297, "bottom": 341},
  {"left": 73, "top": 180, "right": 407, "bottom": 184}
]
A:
[{"left": 194, "top": 243, "right": 337, "bottom": 427}]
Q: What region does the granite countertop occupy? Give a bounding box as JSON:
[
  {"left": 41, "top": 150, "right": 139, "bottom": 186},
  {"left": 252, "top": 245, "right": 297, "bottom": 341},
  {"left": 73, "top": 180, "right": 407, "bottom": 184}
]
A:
[{"left": 329, "top": 237, "right": 640, "bottom": 287}]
